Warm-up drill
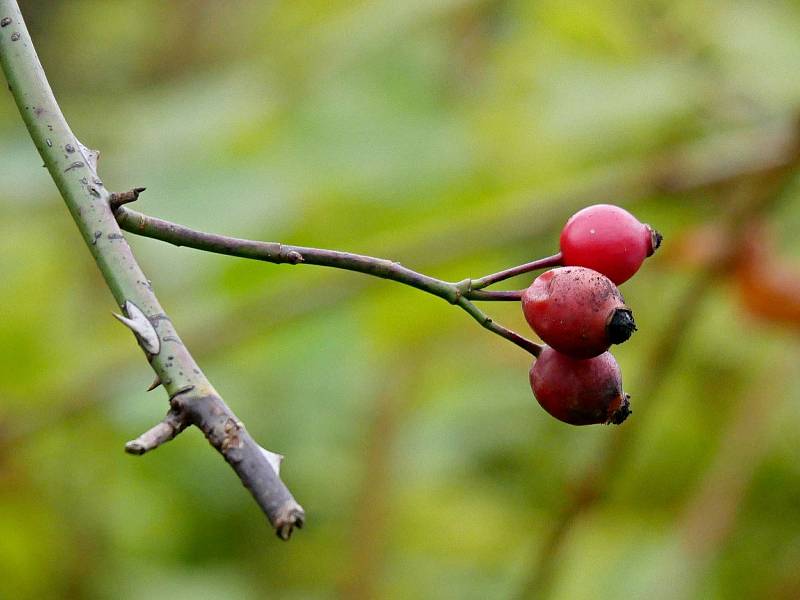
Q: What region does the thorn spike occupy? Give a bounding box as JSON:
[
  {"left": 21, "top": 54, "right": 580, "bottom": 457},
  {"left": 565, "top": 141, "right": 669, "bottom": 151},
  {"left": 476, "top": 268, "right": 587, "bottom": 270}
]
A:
[
  {"left": 147, "top": 375, "right": 162, "bottom": 392},
  {"left": 112, "top": 300, "right": 160, "bottom": 354}
]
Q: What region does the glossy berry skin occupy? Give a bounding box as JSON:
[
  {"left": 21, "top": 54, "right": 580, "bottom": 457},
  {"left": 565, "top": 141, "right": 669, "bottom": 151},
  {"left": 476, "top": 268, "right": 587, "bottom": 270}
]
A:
[
  {"left": 560, "top": 204, "right": 661, "bottom": 284},
  {"left": 522, "top": 267, "right": 636, "bottom": 359},
  {"left": 530, "top": 347, "right": 631, "bottom": 426}
]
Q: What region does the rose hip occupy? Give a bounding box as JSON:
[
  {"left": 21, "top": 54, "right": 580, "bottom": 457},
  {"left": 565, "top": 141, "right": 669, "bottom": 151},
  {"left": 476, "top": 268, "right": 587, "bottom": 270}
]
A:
[
  {"left": 522, "top": 266, "right": 636, "bottom": 359},
  {"left": 560, "top": 204, "right": 661, "bottom": 284},
  {"left": 530, "top": 347, "right": 631, "bottom": 425}
]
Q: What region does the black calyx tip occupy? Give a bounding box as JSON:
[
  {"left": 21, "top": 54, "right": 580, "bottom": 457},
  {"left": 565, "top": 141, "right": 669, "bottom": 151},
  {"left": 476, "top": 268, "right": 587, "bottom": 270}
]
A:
[
  {"left": 607, "top": 308, "right": 637, "bottom": 345},
  {"left": 608, "top": 394, "right": 632, "bottom": 425},
  {"left": 647, "top": 225, "right": 663, "bottom": 256}
]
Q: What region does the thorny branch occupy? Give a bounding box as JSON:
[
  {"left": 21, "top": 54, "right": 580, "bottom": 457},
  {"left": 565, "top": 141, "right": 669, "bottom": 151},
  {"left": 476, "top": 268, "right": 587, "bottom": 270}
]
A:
[
  {"left": 3, "top": 0, "right": 800, "bottom": 551},
  {"left": 2, "top": 119, "right": 796, "bottom": 452},
  {"left": 0, "top": 0, "right": 304, "bottom": 539}
]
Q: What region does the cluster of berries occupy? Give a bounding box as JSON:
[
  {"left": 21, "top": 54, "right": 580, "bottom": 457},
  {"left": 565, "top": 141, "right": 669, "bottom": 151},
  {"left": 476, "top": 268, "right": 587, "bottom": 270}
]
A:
[{"left": 521, "top": 204, "right": 661, "bottom": 426}]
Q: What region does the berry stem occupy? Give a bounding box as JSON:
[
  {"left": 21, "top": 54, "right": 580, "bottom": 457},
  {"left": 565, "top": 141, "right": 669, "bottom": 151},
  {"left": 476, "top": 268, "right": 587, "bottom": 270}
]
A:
[
  {"left": 465, "top": 289, "right": 524, "bottom": 301},
  {"left": 470, "top": 253, "right": 563, "bottom": 290},
  {"left": 457, "top": 298, "right": 543, "bottom": 356},
  {"left": 115, "top": 207, "right": 539, "bottom": 353}
]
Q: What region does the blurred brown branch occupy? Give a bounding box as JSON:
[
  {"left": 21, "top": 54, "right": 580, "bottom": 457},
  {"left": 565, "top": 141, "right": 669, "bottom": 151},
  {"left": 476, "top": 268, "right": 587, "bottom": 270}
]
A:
[
  {"left": 676, "top": 356, "right": 793, "bottom": 590},
  {"left": 517, "top": 129, "right": 800, "bottom": 598},
  {"left": 337, "top": 351, "right": 423, "bottom": 599}
]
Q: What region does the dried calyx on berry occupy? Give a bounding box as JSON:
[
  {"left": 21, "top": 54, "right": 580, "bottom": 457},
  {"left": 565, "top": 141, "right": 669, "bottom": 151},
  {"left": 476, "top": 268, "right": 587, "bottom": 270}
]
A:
[
  {"left": 559, "top": 204, "right": 662, "bottom": 284},
  {"left": 522, "top": 266, "right": 636, "bottom": 359},
  {"left": 647, "top": 225, "right": 663, "bottom": 257},
  {"left": 530, "top": 347, "right": 631, "bottom": 426},
  {"left": 607, "top": 308, "right": 636, "bottom": 344}
]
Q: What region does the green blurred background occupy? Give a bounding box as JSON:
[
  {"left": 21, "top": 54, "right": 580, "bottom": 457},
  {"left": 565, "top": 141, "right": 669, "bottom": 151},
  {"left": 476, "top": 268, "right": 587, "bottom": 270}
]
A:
[{"left": 2, "top": 1, "right": 800, "bottom": 598}]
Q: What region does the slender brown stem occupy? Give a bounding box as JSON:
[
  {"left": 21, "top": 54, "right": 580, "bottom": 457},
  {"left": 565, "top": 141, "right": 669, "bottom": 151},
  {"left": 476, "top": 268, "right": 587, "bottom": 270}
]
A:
[
  {"left": 458, "top": 298, "right": 542, "bottom": 356},
  {"left": 466, "top": 289, "right": 524, "bottom": 301},
  {"left": 471, "top": 253, "right": 563, "bottom": 290},
  {"left": 116, "top": 207, "right": 542, "bottom": 355}
]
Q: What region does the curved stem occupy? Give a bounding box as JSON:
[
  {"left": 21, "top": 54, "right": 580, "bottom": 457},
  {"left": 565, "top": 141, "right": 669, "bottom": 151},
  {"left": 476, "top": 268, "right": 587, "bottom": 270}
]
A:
[
  {"left": 457, "top": 298, "right": 542, "bottom": 357},
  {"left": 115, "top": 207, "right": 542, "bottom": 355},
  {"left": 471, "top": 253, "right": 563, "bottom": 290},
  {"left": 116, "top": 207, "right": 460, "bottom": 301}
]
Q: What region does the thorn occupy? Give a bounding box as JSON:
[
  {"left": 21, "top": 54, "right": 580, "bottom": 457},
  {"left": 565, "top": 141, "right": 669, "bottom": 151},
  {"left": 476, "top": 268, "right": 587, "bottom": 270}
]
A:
[
  {"left": 259, "top": 445, "right": 284, "bottom": 475},
  {"left": 112, "top": 300, "right": 160, "bottom": 354},
  {"left": 147, "top": 375, "right": 162, "bottom": 392},
  {"left": 78, "top": 142, "right": 100, "bottom": 171},
  {"left": 110, "top": 187, "right": 146, "bottom": 211},
  {"left": 111, "top": 311, "right": 129, "bottom": 324}
]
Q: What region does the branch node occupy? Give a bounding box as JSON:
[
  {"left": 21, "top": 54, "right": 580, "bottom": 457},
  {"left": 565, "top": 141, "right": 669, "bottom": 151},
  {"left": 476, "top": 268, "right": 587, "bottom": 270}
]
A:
[
  {"left": 169, "top": 385, "right": 196, "bottom": 404},
  {"left": 450, "top": 278, "right": 473, "bottom": 304},
  {"left": 286, "top": 250, "right": 304, "bottom": 264},
  {"left": 109, "top": 187, "right": 146, "bottom": 211}
]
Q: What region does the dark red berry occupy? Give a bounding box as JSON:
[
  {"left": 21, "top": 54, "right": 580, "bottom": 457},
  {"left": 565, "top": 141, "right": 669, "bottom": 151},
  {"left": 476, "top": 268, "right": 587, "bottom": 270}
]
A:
[
  {"left": 522, "top": 266, "right": 636, "bottom": 359},
  {"left": 560, "top": 204, "right": 661, "bottom": 284},
  {"left": 530, "top": 347, "right": 631, "bottom": 426}
]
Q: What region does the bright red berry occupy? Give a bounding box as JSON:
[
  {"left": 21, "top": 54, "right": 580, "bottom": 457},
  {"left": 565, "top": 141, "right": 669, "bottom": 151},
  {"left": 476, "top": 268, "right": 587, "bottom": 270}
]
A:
[
  {"left": 522, "top": 266, "right": 636, "bottom": 359},
  {"left": 560, "top": 204, "right": 662, "bottom": 284},
  {"left": 530, "top": 347, "right": 631, "bottom": 426}
]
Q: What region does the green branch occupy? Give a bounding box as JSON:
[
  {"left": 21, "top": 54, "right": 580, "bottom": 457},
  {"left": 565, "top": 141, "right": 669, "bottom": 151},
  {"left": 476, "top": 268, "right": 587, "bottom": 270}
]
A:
[{"left": 0, "top": 0, "right": 304, "bottom": 539}]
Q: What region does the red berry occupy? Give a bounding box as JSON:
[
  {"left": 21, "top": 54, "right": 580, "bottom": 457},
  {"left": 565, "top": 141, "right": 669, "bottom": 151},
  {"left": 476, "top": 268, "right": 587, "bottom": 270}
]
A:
[
  {"left": 560, "top": 204, "right": 662, "bottom": 284},
  {"left": 530, "top": 347, "right": 631, "bottom": 426},
  {"left": 522, "top": 266, "right": 636, "bottom": 359}
]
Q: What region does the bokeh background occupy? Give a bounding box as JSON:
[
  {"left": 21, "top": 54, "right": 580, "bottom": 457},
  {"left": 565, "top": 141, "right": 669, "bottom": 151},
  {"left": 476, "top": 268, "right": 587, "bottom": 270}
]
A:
[{"left": 2, "top": 1, "right": 800, "bottom": 598}]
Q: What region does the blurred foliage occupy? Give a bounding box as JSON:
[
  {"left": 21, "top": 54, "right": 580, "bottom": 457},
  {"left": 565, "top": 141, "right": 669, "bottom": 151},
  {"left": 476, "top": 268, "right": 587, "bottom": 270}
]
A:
[{"left": 2, "top": 0, "right": 800, "bottom": 598}]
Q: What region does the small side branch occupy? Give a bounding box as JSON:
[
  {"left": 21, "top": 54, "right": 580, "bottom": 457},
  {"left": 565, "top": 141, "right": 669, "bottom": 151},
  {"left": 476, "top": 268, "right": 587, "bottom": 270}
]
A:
[
  {"left": 125, "top": 408, "right": 186, "bottom": 455},
  {"left": 109, "top": 186, "right": 146, "bottom": 210},
  {"left": 123, "top": 386, "right": 304, "bottom": 538}
]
